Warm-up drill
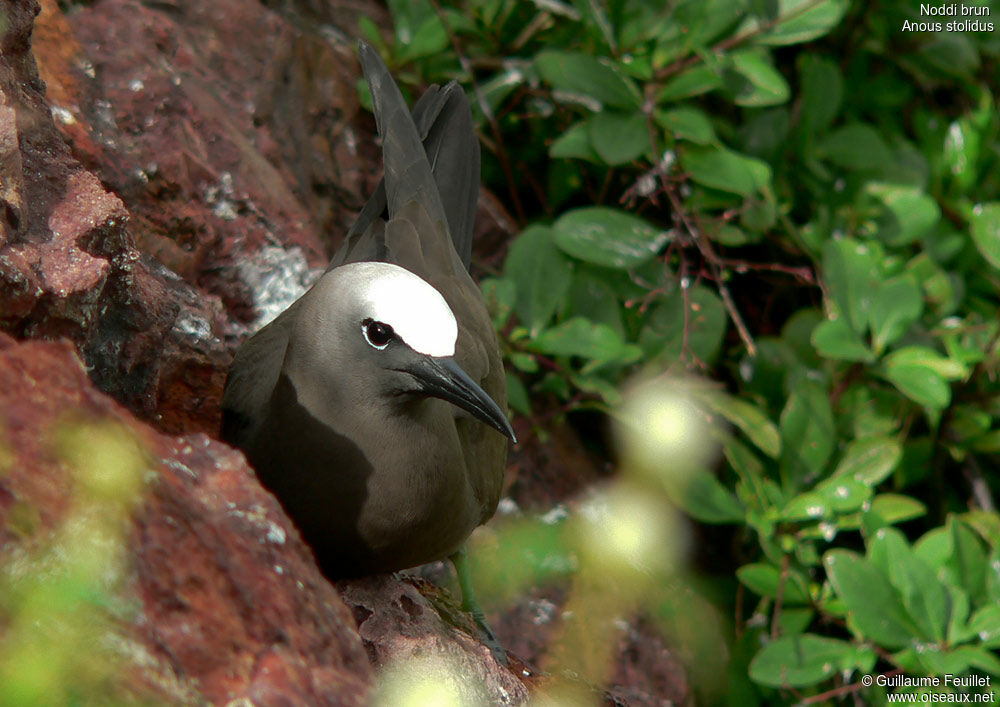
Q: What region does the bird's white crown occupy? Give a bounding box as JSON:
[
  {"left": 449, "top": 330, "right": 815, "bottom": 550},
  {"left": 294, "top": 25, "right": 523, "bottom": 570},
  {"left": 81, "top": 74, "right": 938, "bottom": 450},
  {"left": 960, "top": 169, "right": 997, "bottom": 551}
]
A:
[{"left": 349, "top": 262, "right": 458, "bottom": 357}]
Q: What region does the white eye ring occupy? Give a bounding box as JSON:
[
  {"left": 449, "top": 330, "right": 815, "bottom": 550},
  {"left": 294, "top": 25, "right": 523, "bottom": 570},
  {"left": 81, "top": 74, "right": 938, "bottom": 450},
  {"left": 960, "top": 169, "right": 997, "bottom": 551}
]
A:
[{"left": 362, "top": 318, "right": 394, "bottom": 350}]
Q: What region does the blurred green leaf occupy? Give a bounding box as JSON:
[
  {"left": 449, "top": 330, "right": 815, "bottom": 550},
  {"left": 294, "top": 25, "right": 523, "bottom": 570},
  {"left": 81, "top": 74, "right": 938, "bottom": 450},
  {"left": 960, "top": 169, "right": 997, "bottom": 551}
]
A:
[
  {"left": 869, "top": 275, "right": 923, "bottom": 353},
  {"left": 816, "top": 477, "right": 871, "bottom": 514},
  {"left": 832, "top": 437, "right": 902, "bottom": 486},
  {"left": 968, "top": 604, "right": 1000, "bottom": 649},
  {"left": 917, "top": 35, "right": 981, "bottom": 82},
  {"left": 588, "top": 111, "right": 650, "bottom": 165},
  {"left": 728, "top": 50, "right": 791, "bottom": 107},
  {"left": 798, "top": 54, "right": 841, "bottom": 135},
  {"left": 943, "top": 117, "right": 982, "bottom": 193},
  {"left": 811, "top": 317, "right": 874, "bottom": 362},
  {"left": 657, "top": 64, "right": 723, "bottom": 102},
  {"left": 639, "top": 286, "right": 727, "bottom": 364},
  {"left": 782, "top": 491, "right": 828, "bottom": 521},
  {"left": 503, "top": 225, "right": 574, "bottom": 336},
  {"left": 737, "top": 562, "right": 811, "bottom": 603},
  {"left": 749, "top": 634, "right": 854, "bottom": 687},
  {"left": 882, "top": 362, "right": 950, "bottom": 409},
  {"left": 824, "top": 550, "right": 916, "bottom": 648},
  {"left": 656, "top": 106, "right": 716, "bottom": 144},
  {"left": 553, "top": 207, "right": 668, "bottom": 269},
  {"left": 681, "top": 146, "right": 772, "bottom": 196},
  {"left": 535, "top": 50, "right": 642, "bottom": 109},
  {"left": 565, "top": 270, "right": 624, "bottom": 335},
  {"left": 870, "top": 494, "right": 927, "bottom": 525},
  {"left": 695, "top": 389, "right": 781, "bottom": 458},
  {"left": 970, "top": 202, "right": 1000, "bottom": 270},
  {"left": 550, "top": 120, "right": 604, "bottom": 163},
  {"left": 946, "top": 517, "right": 989, "bottom": 607},
  {"left": 481, "top": 277, "right": 517, "bottom": 329},
  {"left": 740, "top": 0, "right": 849, "bottom": 46},
  {"left": 816, "top": 123, "right": 892, "bottom": 171},
  {"left": 389, "top": 0, "right": 448, "bottom": 62},
  {"left": 779, "top": 382, "right": 835, "bottom": 488},
  {"left": 675, "top": 472, "right": 745, "bottom": 524},
  {"left": 868, "top": 527, "right": 949, "bottom": 643},
  {"left": 869, "top": 183, "right": 941, "bottom": 246},
  {"left": 531, "top": 316, "right": 639, "bottom": 364},
  {"left": 821, "top": 238, "right": 882, "bottom": 334},
  {"left": 506, "top": 371, "right": 531, "bottom": 415}
]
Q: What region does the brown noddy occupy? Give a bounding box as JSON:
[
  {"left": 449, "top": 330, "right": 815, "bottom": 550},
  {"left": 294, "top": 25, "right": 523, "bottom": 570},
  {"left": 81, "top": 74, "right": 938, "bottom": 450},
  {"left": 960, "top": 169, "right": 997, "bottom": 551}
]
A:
[{"left": 221, "top": 42, "right": 514, "bottom": 657}]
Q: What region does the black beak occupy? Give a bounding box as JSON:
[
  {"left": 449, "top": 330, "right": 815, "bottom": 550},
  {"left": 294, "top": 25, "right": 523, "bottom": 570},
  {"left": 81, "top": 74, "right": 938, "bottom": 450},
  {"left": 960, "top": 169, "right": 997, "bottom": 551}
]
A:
[{"left": 405, "top": 356, "right": 517, "bottom": 443}]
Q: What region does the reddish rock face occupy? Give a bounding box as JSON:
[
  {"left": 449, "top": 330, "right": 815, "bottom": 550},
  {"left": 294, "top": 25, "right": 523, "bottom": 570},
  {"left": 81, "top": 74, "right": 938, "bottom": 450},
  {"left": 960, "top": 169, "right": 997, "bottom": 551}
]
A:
[
  {"left": 0, "top": 0, "right": 690, "bottom": 703},
  {"left": 0, "top": 333, "right": 373, "bottom": 704}
]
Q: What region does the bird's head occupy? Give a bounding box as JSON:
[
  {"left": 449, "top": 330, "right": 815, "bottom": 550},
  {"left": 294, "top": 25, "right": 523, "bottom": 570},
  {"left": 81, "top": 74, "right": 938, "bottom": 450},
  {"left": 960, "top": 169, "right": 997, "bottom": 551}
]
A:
[{"left": 288, "top": 262, "right": 515, "bottom": 442}]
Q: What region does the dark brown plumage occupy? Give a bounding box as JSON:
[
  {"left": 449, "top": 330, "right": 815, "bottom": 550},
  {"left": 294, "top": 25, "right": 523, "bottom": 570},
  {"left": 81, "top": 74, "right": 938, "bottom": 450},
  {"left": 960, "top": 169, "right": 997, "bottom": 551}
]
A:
[{"left": 221, "top": 42, "right": 512, "bottom": 584}]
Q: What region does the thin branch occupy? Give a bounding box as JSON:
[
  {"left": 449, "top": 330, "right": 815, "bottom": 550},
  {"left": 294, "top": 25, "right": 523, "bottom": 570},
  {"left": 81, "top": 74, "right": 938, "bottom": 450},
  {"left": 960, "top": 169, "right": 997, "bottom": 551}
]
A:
[
  {"left": 663, "top": 178, "right": 759, "bottom": 357},
  {"left": 428, "top": 0, "right": 527, "bottom": 225}
]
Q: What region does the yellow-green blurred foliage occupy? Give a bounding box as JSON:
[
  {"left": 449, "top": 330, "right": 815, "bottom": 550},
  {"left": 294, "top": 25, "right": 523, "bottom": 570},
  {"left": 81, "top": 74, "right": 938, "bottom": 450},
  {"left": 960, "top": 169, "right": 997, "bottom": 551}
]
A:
[
  {"left": 373, "top": 653, "right": 490, "bottom": 707},
  {"left": 0, "top": 421, "right": 148, "bottom": 705},
  {"left": 462, "top": 376, "right": 731, "bottom": 704}
]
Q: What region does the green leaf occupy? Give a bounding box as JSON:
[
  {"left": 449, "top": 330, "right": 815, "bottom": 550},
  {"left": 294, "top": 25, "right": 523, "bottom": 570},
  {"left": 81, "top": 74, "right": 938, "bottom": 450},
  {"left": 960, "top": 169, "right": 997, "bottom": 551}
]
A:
[
  {"left": 480, "top": 277, "right": 517, "bottom": 329},
  {"left": 638, "top": 286, "right": 727, "bottom": 365},
  {"left": 943, "top": 117, "right": 981, "bottom": 192},
  {"left": 968, "top": 604, "right": 1000, "bottom": 648},
  {"left": 728, "top": 50, "right": 791, "bottom": 107},
  {"left": 778, "top": 608, "right": 815, "bottom": 636},
  {"left": 674, "top": 472, "right": 745, "bottom": 524},
  {"left": 970, "top": 202, "right": 1000, "bottom": 270},
  {"left": 530, "top": 317, "right": 636, "bottom": 363},
  {"left": 883, "top": 347, "right": 968, "bottom": 381},
  {"left": 655, "top": 106, "right": 716, "bottom": 144},
  {"left": 552, "top": 207, "right": 668, "bottom": 269},
  {"left": 509, "top": 352, "right": 538, "bottom": 373},
  {"left": 782, "top": 491, "right": 829, "bottom": 521},
  {"left": 588, "top": 111, "right": 650, "bottom": 165},
  {"left": 681, "top": 147, "right": 772, "bottom": 196},
  {"left": 868, "top": 184, "right": 941, "bottom": 246},
  {"left": 389, "top": 0, "right": 448, "bottom": 61},
  {"left": 811, "top": 317, "right": 874, "bottom": 362},
  {"left": 695, "top": 390, "right": 781, "bottom": 458},
  {"left": 868, "top": 527, "right": 949, "bottom": 643},
  {"left": 816, "top": 477, "right": 872, "bottom": 514},
  {"left": 881, "top": 361, "right": 950, "bottom": 410},
  {"left": 869, "top": 494, "right": 926, "bottom": 525},
  {"left": 741, "top": 195, "right": 777, "bottom": 233},
  {"left": 832, "top": 437, "right": 902, "bottom": 486},
  {"left": 918, "top": 645, "right": 1000, "bottom": 677},
  {"left": 869, "top": 275, "right": 924, "bottom": 354},
  {"left": 749, "top": 634, "right": 854, "bottom": 687},
  {"left": 946, "top": 517, "right": 988, "bottom": 607},
  {"left": 821, "top": 238, "right": 882, "bottom": 334},
  {"left": 503, "top": 226, "right": 574, "bottom": 336},
  {"left": 477, "top": 68, "right": 525, "bottom": 116},
  {"left": 815, "top": 123, "right": 892, "bottom": 171},
  {"left": 779, "top": 382, "right": 835, "bottom": 489},
  {"left": 505, "top": 371, "right": 531, "bottom": 416},
  {"left": 917, "top": 35, "right": 981, "bottom": 82},
  {"left": 568, "top": 372, "right": 623, "bottom": 406},
  {"left": 824, "top": 550, "right": 916, "bottom": 648},
  {"left": 535, "top": 50, "right": 641, "bottom": 109},
  {"left": 549, "top": 121, "right": 603, "bottom": 162},
  {"left": 656, "top": 64, "right": 723, "bottom": 102},
  {"left": 740, "top": 0, "right": 849, "bottom": 46},
  {"left": 565, "top": 271, "right": 624, "bottom": 335},
  {"left": 737, "top": 563, "right": 811, "bottom": 603},
  {"left": 798, "top": 54, "right": 841, "bottom": 135}
]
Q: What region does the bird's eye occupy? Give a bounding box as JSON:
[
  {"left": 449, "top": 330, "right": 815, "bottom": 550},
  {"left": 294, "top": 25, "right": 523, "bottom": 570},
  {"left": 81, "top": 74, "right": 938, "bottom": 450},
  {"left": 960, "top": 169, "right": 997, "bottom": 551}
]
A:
[{"left": 362, "top": 318, "right": 394, "bottom": 349}]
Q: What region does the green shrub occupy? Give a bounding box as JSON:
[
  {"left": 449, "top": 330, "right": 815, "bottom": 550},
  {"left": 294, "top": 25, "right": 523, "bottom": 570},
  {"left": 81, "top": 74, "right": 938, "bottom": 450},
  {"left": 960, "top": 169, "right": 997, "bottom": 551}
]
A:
[{"left": 374, "top": 0, "right": 1000, "bottom": 703}]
